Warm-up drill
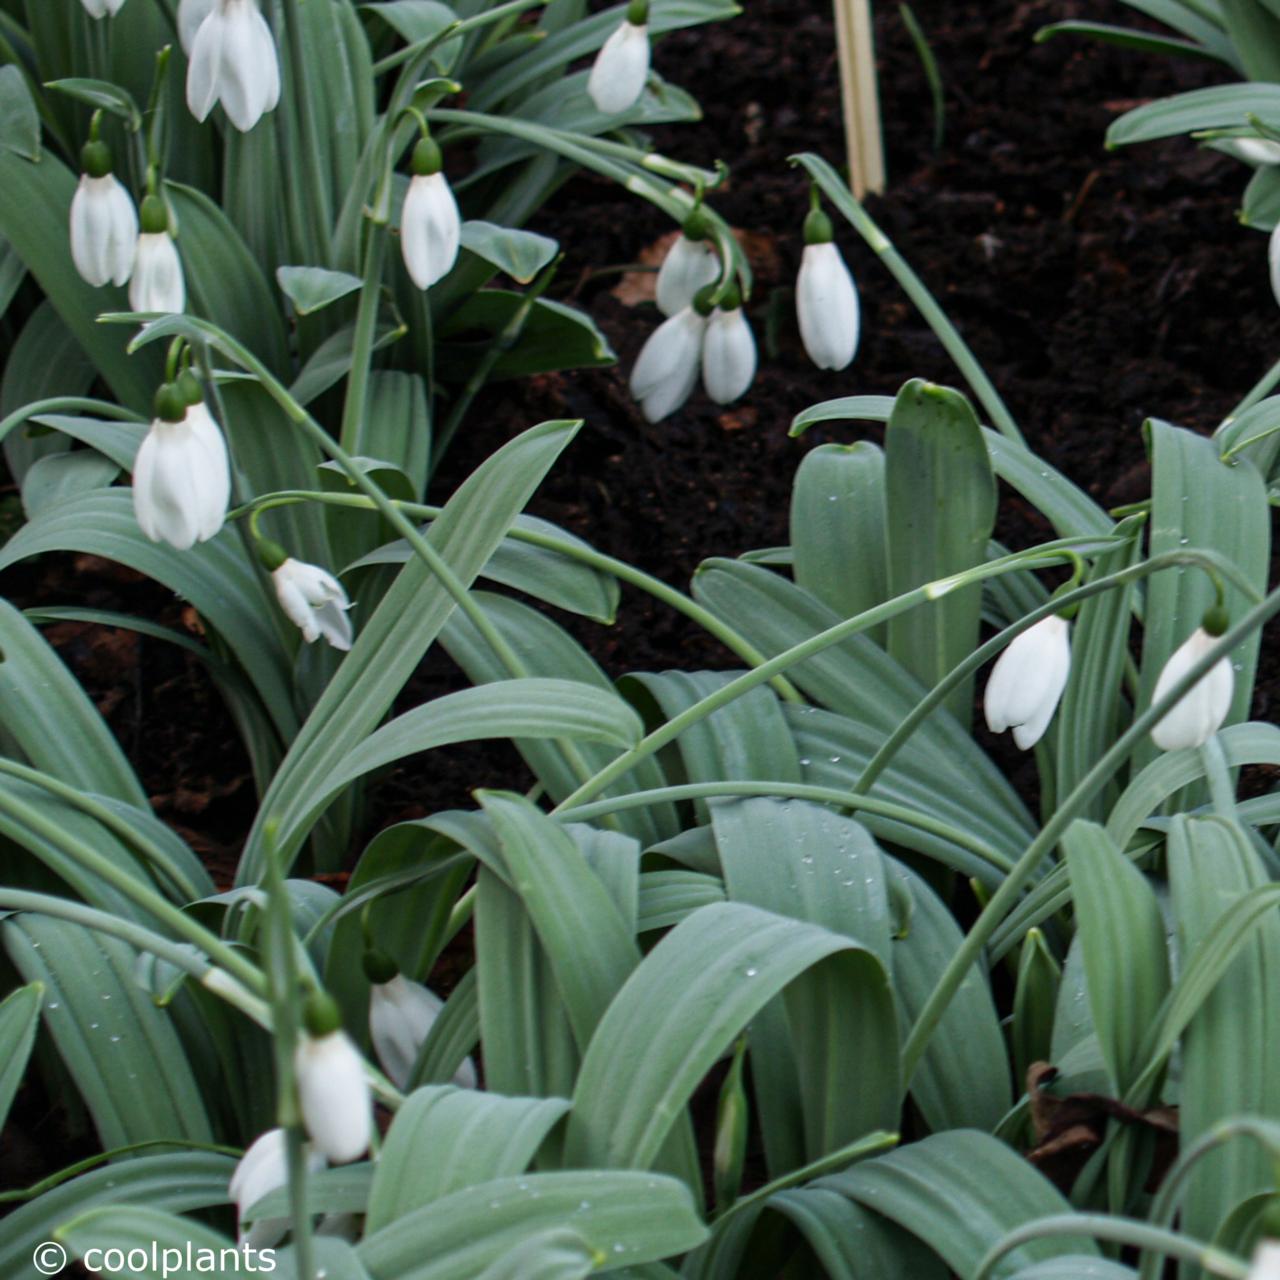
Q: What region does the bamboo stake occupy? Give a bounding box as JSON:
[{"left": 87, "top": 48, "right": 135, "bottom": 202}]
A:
[{"left": 832, "top": 0, "right": 886, "bottom": 197}]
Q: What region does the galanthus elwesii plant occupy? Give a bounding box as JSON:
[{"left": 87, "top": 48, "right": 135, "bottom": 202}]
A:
[
  {"left": 68, "top": 137, "right": 138, "bottom": 289},
  {"left": 185, "top": 0, "right": 282, "bottom": 133},
  {"left": 795, "top": 191, "right": 861, "bottom": 370},
  {"left": 983, "top": 611, "right": 1073, "bottom": 750},
  {"left": 588, "top": 0, "right": 652, "bottom": 114}
]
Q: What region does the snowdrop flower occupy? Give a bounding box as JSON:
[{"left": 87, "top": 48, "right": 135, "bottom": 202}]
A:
[
  {"left": 587, "top": 0, "right": 650, "bottom": 115},
  {"left": 186, "top": 0, "right": 281, "bottom": 133},
  {"left": 984, "top": 614, "right": 1072, "bottom": 750},
  {"left": 177, "top": 0, "right": 217, "bottom": 53},
  {"left": 400, "top": 136, "right": 461, "bottom": 290},
  {"left": 656, "top": 211, "right": 720, "bottom": 317},
  {"left": 80, "top": 0, "right": 128, "bottom": 16},
  {"left": 1150, "top": 616, "right": 1234, "bottom": 751},
  {"left": 796, "top": 204, "right": 860, "bottom": 370},
  {"left": 133, "top": 381, "right": 231, "bottom": 550},
  {"left": 701, "top": 285, "right": 756, "bottom": 405},
  {"left": 1225, "top": 138, "right": 1280, "bottom": 167},
  {"left": 1249, "top": 1242, "right": 1280, "bottom": 1280},
  {"left": 129, "top": 195, "right": 185, "bottom": 315},
  {"left": 1269, "top": 221, "right": 1280, "bottom": 311},
  {"left": 228, "top": 1128, "right": 326, "bottom": 1250},
  {"left": 267, "top": 553, "right": 354, "bottom": 651},
  {"left": 629, "top": 301, "right": 709, "bottom": 422},
  {"left": 295, "top": 993, "right": 372, "bottom": 1164},
  {"left": 69, "top": 140, "right": 138, "bottom": 288},
  {"left": 365, "top": 952, "right": 477, "bottom": 1091}
]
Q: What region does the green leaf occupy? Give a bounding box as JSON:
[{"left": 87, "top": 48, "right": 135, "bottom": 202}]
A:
[
  {"left": 58, "top": 1206, "right": 232, "bottom": 1277},
  {"left": 1107, "top": 83, "right": 1280, "bottom": 147},
  {"left": 821, "top": 1130, "right": 1097, "bottom": 1278},
  {"left": 0, "top": 65, "right": 39, "bottom": 160},
  {"left": 20, "top": 450, "right": 118, "bottom": 518},
  {"left": 0, "top": 981, "right": 42, "bottom": 1133},
  {"left": 367, "top": 1085, "right": 570, "bottom": 1232},
  {"left": 0, "top": 1153, "right": 235, "bottom": 1278},
  {"left": 44, "top": 76, "right": 141, "bottom": 127},
  {"left": 1166, "top": 816, "right": 1280, "bottom": 1254},
  {"left": 277, "top": 265, "right": 364, "bottom": 315},
  {"left": 474, "top": 1230, "right": 597, "bottom": 1280},
  {"left": 460, "top": 221, "right": 559, "bottom": 284},
  {"left": 1033, "top": 21, "right": 1225, "bottom": 64},
  {"left": 790, "top": 443, "right": 887, "bottom": 642},
  {"left": 2, "top": 915, "right": 213, "bottom": 1150},
  {"left": 1063, "top": 821, "right": 1170, "bottom": 1096},
  {"left": 357, "top": 1172, "right": 708, "bottom": 1278},
  {"left": 563, "top": 901, "right": 896, "bottom": 1171},
  {"left": 884, "top": 380, "right": 997, "bottom": 726}
]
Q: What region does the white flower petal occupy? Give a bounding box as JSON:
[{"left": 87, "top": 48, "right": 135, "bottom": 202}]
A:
[
  {"left": 229, "top": 1128, "right": 325, "bottom": 1250},
  {"left": 1249, "top": 1242, "right": 1280, "bottom": 1280},
  {"left": 701, "top": 306, "right": 756, "bottom": 405},
  {"left": 294, "top": 1030, "right": 371, "bottom": 1164},
  {"left": 983, "top": 614, "right": 1071, "bottom": 750},
  {"left": 401, "top": 173, "right": 461, "bottom": 289},
  {"left": 178, "top": 0, "right": 218, "bottom": 54},
  {"left": 272, "top": 558, "right": 353, "bottom": 649},
  {"left": 186, "top": 0, "right": 279, "bottom": 131},
  {"left": 130, "top": 232, "right": 186, "bottom": 314},
  {"left": 797, "top": 241, "right": 860, "bottom": 370},
  {"left": 1270, "top": 222, "right": 1280, "bottom": 311},
  {"left": 131, "top": 406, "right": 230, "bottom": 549},
  {"left": 655, "top": 234, "right": 720, "bottom": 318},
  {"left": 587, "top": 21, "right": 650, "bottom": 115},
  {"left": 1149, "top": 627, "right": 1235, "bottom": 751},
  {"left": 70, "top": 175, "right": 138, "bottom": 288},
  {"left": 369, "top": 976, "right": 474, "bottom": 1089}
]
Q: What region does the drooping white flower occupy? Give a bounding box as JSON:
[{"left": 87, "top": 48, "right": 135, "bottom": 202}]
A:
[
  {"left": 295, "top": 995, "right": 372, "bottom": 1164},
  {"left": 629, "top": 306, "right": 708, "bottom": 423},
  {"left": 1269, "top": 222, "right": 1280, "bottom": 311},
  {"left": 271, "top": 558, "right": 353, "bottom": 651},
  {"left": 1249, "top": 1242, "right": 1280, "bottom": 1280},
  {"left": 1150, "top": 623, "right": 1234, "bottom": 751},
  {"left": 701, "top": 300, "right": 756, "bottom": 405},
  {"left": 129, "top": 196, "right": 185, "bottom": 315},
  {"left": 984, "top": 614, "right": 1072, "bottom": 750},
  {"left": 228, "top": 1128, "right": 326, "bottom": 1250},
  {"left": 133, "top": 385, "right": 231, "bottom": 550},
  {"left": 177, "top": 0, "right": 218, "bottom": 53},
  {"left": 186, "top": 0, "right": 281, "bottom": 133},
  {"left": 1225, "top": 138, "right": 1280, "bottom": 167},
  {"left": 80, "top": 0, "right": 128, "bottom": 17},
  {"left": 656, "top": 231, "right": 719, "bottom": 318},
  {"left": 367, "top": 966, "right": 477, "bottom": 1091},
  {"left": 797, "top": 241, "right": 860, "bottom": 370},
  {"left": 400, "top": 137, "right": 461, "bottom": 290},
  {"left": 587, "top": 17, "right": 650, "bottom": 115},
  {"left": 69, "top": 142, "right": 138, "bottom": 288}
]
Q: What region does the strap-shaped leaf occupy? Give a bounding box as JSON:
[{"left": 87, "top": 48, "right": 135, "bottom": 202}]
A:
[
  {"left": 563, "top": 901, "right": 896, "bottom": 1171},
  {"left": 819, "top": 1130, "right": 1097, "bottom": 1278},
  {"left": 2, "top": 914, "right": 212, "bottom": 1150},
  {"left": 884, "top": 380, "right": 996, "bottom": 726},
  {"left": 0, "top": 981, "right": 42, "bottom": 1133},
  {"left": 357, "top": 1171, "right": 708, "bottom": 1279},
  {"left": 57, "top": 1206, "right": 231, "bottom": 1278},
  {"left": 367, "top": 1085, "right": 571, "bottom": 1231}
]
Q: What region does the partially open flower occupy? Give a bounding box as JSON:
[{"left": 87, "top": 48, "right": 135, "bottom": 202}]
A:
[
  {"left": 80, "top": 0, "right": 128, "bottom": 16},
  {"left": 132, "top": 380, "right": 231, "bottom": 550},
  {"left": 269, "top": 555, "right": 354, "bottom": 651},
  {"left": 401, "top": 137, "right": 461, "bottom": 290},
  {"left": 365, "top": 952, "right": 477, "bottom": 1091},
  {"left": 1150, "top": 618, "right": 1234, "bottom": 751},
  {"left": 984, "top": 614, "right": 1072, "bottom": 750},
  {"left": 177, "top": 0, "right": 217, "bottom": 54},
  {"left": 796, "top": 206, "right": 860, "bottom": 371},
  {"left": 629, "top": 304, "right": 708, "bottom": 423},
  {"left": 129, "top": 195, "right": 185, "bottom": 316},
  {"left": 186, "top": 0, "right": 281, "bottom": 133},
  {"left": 69, "top": 141, "right": 138, "bottom": 289},
  {"left": 656, "top": 211, "right": 719, "bottom": 318},
  {"left": 228, "top": 1128, "right": 326, "bottom": 1250},
  {"left": 701, "top": 287, "right": 756, "bottom": 406},
  {"left": 295, "top": 993, "right": 372, "bottom": 1165},
  {"left": 587, "top": 0, "right": 650, "bottom": 115}
]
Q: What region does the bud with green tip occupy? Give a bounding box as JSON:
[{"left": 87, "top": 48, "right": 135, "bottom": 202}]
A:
[
  {"left": 1149, "top": 606, "right": 1234, "bottom": 751},
  {"left": 295, "top": 992, "right": 372, "bottom": 1163},
  {"left": 701, "top": 280, "right": 756, "bottom": 406},
  {"left": 655, "top": 210, "right": 720, "bottom": 317},
  {"left": 130, "top": 195, "right": 185, "bottom": 316},
  {"left": 796, "top": 202, "right": 860, "bottom": 371},
  {"left": 587, "top": 3, "right": 650, "bottom": 115},
  {"left": 133, "top": 383, "right": 231, "bottom": 549},
  {"left": 70, "top": 141, "right": 138, "bottom": 288},
  {"left": 400, "top": 136, "right": 461, "bottom": 290},
  {"left": 983, "top": 614, "right": 1072, "bottom": 751}
]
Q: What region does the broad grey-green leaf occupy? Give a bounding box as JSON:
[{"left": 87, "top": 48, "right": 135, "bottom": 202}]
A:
[
  {"left": 460, "top": 220, "right": 559, "bottom": 284},
  {"left": 0, "top": 981, "right": 42, "bottom": 1132},
  {"left": 277, "top": 265, "right": 363, "bottom": 315},
  {"left": 0, "top": 65, "right": 39, "bottom": 160}
]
